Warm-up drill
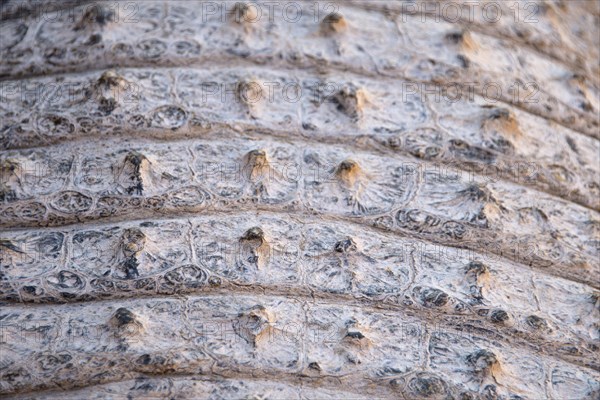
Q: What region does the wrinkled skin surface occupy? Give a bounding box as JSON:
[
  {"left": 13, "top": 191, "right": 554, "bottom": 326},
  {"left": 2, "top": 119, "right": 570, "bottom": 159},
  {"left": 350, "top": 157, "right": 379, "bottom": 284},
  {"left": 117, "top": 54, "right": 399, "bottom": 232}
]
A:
[{"left": 0, "top": 1, "right": 599, "bottom": 399}]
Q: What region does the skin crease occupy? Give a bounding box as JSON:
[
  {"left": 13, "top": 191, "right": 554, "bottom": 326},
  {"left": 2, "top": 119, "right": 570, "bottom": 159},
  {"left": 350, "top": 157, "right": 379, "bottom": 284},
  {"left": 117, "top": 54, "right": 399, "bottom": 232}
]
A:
[{"left": 0, "top": 1, "right": 599, "bottom": 399}]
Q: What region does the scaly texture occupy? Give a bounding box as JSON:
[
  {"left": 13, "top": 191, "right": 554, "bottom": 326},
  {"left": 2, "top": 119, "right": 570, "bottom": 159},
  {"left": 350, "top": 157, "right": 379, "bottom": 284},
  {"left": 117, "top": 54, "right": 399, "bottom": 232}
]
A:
[{"left": 0, "top": 1, "right": 599, "bottom": 399}]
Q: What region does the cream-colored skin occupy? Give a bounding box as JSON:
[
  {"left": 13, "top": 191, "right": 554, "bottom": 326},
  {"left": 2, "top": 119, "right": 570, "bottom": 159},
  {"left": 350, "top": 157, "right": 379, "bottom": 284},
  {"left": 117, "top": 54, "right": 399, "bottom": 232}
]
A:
[
  {"left": 1, "top": 1, "right": 598, "bottom": 136},
  {"left": 0, "top": 1, "right": 599, "bottom": 399}
]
